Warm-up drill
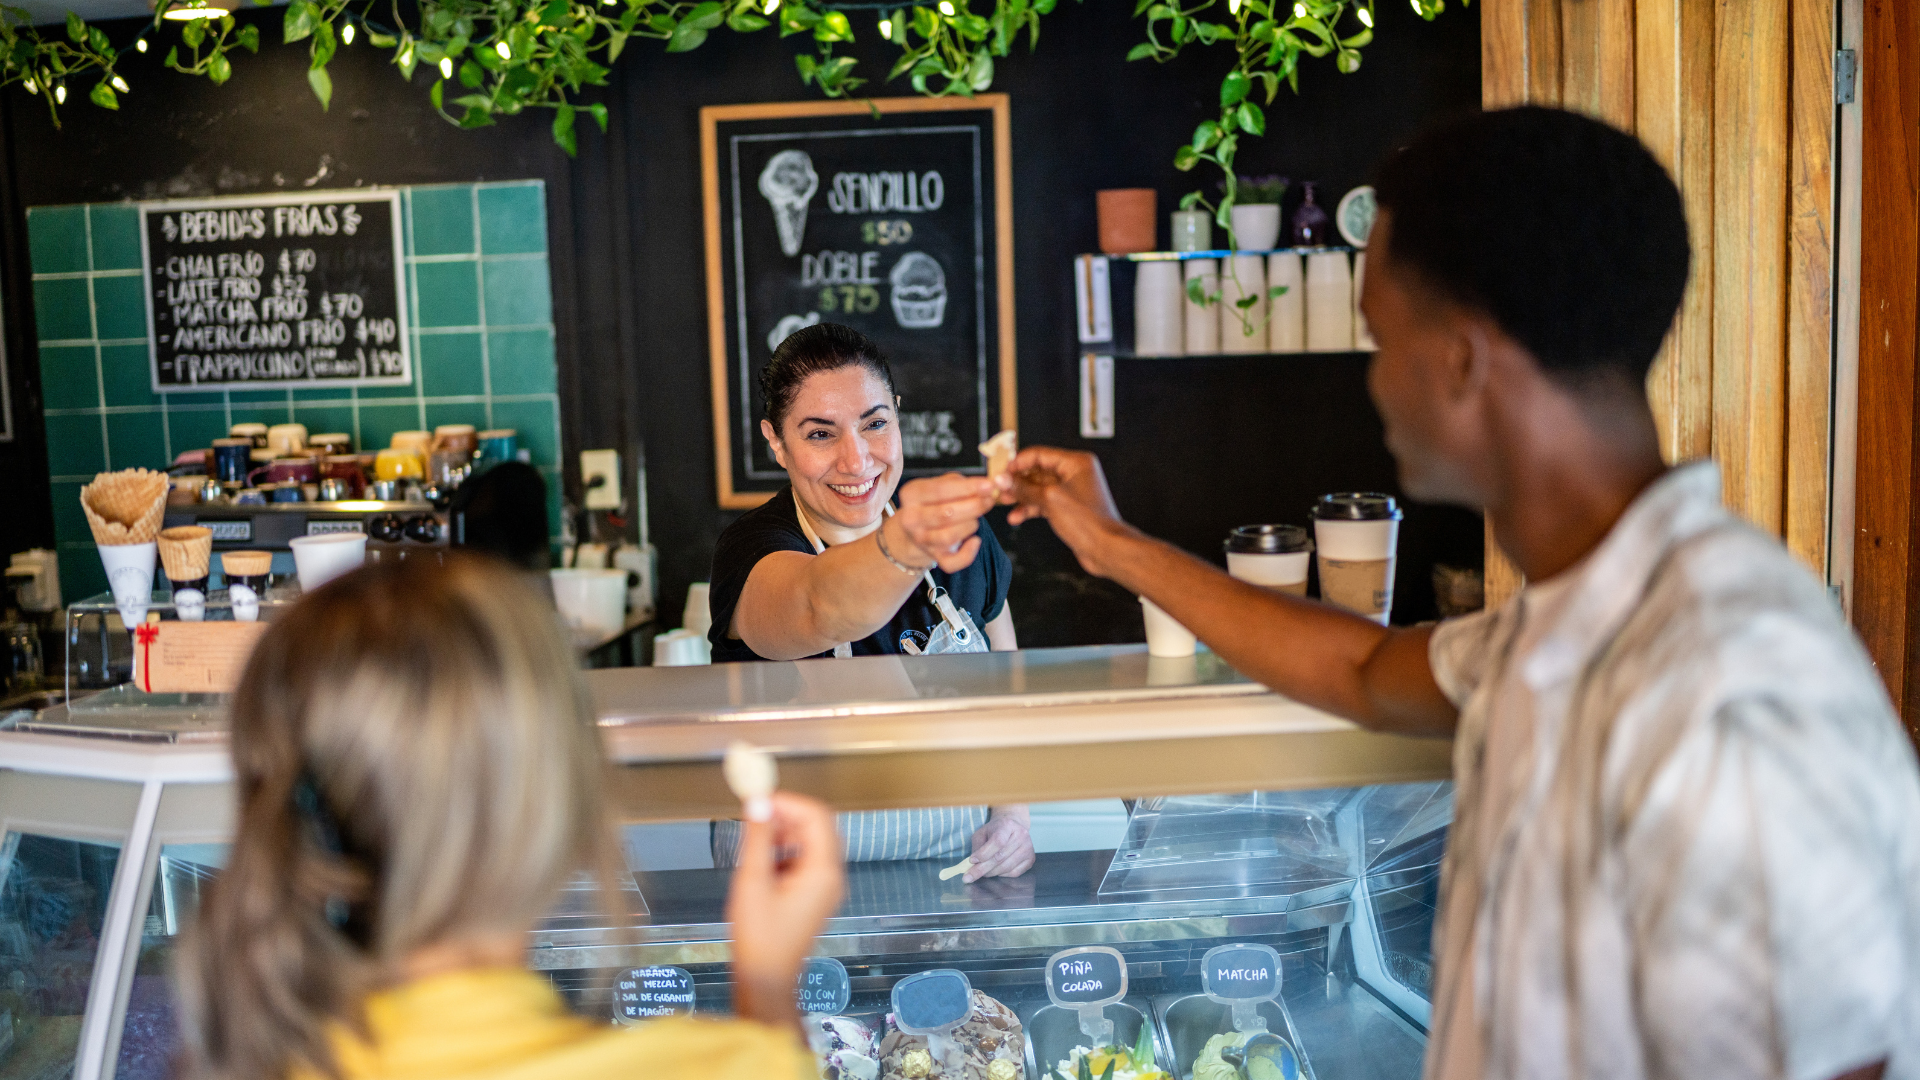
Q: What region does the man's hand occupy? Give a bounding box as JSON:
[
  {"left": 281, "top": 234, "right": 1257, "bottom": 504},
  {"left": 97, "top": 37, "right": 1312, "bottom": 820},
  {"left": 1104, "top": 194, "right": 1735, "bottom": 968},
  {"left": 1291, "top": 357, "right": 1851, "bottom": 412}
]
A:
[
  {"left": 893, "top": 473, "right": 1003, "bottom": 573},
  {"left": 1001, "top": 448, "right": 1131, "bottom": 577},
  {"left": 966, "top": 805, "right": 1035, "bottom": 881}
]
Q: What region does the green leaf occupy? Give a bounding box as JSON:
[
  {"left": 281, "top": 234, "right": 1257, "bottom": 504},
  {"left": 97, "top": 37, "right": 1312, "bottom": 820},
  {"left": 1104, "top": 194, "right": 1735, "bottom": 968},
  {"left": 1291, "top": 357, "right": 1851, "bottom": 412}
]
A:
[
  {"left": 87, "top": 26, "right": 107, "bottom": 52},
  {"left": 284, "top": 0, "right": 315, "bottom": 42},
  {"left": 458, "top": 104, "right": 494, "bottom": 127},
  {"left": 817, "top": 9, "right": 851, "bottom": 40},
  {"left": 306, "top": 62, "right": 330, "bottom": 107},
  {"left": 181, "top": 17, "right": 205, "bottom": 47},
  {"left": 607, "top": 28, "right": 628, "bottom": 59},
  {"left": 1235, "top": 100, "right": 1264, "bottom": 135},
  {"left": 726, "top": 10, "right": 768, "bottom": 31},
  {"left": 955, "top": 13, "right": 989, "bottom": 38},
  {"left": 459, "top": 58, "right": 483, "bottom": 87},
  {"left": 1191, "top": 119, "right": 1219, "bottom": 151},
  {"left": 539, "top": 0, "right": 569, "bottom": 25},
  {"left": 88, "top": 80, "right": 116, "bottom": 108},
  {"left": 209, "top": 52, "right": 231, "bottom": 83},
  {"left": 688, "top": 1, "right": 725, "bottom": 28},
  {"left": 1267, "top": 284, "right": 1288, "bottom": 298},
  {"left": 1125, "top": 41, "right": 1155, "bottom": 61},
  {"left": 1341, "top": 26, "right": 1372, "bottom": 48},
  {"left": 967, "top": 47, "right": 992, "bottom": 89},
  {"left": 1173, "top": 144, "right": 1199, "bottom": 171},
  {"left": 164, "top": 45, "right": 178, "bottom": 67},
  {"left": 1220, "top": 69, "right": 1249, "bottom": 106},
  {"left": 794, "top": 52, "right": 816, "bottom": 82},
  {"left": 429, "top": 77, "right": 443, "bottom": 108},
  {"left": 238, "top": 24, "right": 259, "bottom": 51},
  {"left": 665, "top": 19, "right": 709, "bottom": 50},
  {"left": 588, "top": 101, "right": 607, "bottom": 131},
  {"left": 64, "top": 11, "right": 81, "bottom": 41},
  {"left": 552, "top": 102, "right": 576, "bottom": 155},
  {"left": 1335, "top": 47, "right": 1360, "bottom": 72},
  {"left": 367, "top": 30, "right": 397, "bottom": 46},
  {"left": 911, "top": 5, "right": 939, "bottom": 37}
]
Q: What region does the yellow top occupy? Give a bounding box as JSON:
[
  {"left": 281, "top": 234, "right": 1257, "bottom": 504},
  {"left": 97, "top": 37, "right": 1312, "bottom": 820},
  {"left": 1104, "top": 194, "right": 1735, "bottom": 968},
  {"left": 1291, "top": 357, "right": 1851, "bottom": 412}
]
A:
[{"left": 294, "top": 967, "right": 815, "bottom": 1080}]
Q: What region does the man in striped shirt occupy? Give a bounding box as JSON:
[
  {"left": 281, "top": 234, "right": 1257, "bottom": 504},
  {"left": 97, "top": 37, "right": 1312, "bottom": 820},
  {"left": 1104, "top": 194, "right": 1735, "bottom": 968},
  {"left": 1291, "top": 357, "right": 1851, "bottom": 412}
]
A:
[{"left": 1004, "top": 107, "right": 1920, "bottom": 1080}]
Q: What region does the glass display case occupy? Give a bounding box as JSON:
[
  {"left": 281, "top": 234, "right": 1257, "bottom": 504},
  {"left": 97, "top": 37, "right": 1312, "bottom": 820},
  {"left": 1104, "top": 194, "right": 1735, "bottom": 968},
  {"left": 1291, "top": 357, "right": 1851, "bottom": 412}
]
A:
[{"left": 0, "top": 644, "right": 1451, "bottom": 1080}]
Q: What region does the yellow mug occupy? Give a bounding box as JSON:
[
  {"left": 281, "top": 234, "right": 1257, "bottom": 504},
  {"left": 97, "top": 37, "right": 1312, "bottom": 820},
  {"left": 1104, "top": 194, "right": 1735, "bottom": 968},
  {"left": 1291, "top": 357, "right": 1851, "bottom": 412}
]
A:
[{"left": 374, "top": 447, "right": 425, "bottom": 482}]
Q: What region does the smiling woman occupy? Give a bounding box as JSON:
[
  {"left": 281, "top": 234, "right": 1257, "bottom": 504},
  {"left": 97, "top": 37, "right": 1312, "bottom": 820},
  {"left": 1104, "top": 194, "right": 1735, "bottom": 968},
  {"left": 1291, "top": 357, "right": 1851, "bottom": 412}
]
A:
[{"left": 705, "top": 322, "right": 1033, "bottom": 881}]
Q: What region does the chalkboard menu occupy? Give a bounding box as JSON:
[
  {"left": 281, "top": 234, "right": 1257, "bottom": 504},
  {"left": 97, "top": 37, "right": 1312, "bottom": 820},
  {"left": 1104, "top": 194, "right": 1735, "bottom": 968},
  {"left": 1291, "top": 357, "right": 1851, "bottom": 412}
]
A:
[
  {"left": 139, "top": 191, "right": 412, "bottom": 392},
  {"left": 703, "top": 96, "right": 1015, "bottom": 508},
  {"left": 613, "top": 965, "right": 696, "bottom": 1022}
]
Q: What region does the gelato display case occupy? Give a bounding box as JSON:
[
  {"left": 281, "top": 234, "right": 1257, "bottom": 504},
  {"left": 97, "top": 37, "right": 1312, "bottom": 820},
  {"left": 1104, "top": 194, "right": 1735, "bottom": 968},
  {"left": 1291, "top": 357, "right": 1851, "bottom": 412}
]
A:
[{"left": 0, "top": 644, "right": 1451, "bottom": 1080}]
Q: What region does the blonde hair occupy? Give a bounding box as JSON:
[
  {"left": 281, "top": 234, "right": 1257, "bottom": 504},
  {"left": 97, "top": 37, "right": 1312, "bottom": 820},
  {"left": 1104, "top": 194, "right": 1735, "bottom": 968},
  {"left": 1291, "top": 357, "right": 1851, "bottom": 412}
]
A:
[{"left": 178, "top": 554, "right": 616, "bottom": 1080}]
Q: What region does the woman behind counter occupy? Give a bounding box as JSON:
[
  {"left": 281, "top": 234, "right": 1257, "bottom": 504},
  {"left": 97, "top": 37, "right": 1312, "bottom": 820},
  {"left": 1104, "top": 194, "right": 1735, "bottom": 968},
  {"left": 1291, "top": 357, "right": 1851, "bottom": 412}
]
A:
[
  {"left": 177, "top": 555, "right": 845, "bottom": 1080},
  {"left": 708, "top": 322, "right": 1033, "bottom": 881}
]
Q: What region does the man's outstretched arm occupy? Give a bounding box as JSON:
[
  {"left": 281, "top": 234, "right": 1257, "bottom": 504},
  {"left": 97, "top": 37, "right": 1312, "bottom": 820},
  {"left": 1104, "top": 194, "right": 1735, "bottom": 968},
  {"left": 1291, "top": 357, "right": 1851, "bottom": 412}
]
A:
[{"left": 1003, "top": 447, "right": 1459, "bottom": 738}]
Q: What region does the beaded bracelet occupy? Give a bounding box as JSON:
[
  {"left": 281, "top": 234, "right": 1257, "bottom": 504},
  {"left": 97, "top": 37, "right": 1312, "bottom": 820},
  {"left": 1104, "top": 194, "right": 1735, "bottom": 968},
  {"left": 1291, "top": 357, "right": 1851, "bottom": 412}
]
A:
[{"left": 875, "top": 518, "right": 936, "bottom": 575}]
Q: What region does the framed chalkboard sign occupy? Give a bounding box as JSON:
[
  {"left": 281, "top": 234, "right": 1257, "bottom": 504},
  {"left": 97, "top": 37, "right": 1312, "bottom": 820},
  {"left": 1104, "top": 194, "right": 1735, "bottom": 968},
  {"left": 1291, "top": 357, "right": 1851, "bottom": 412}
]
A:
[
  {"left": 702, "top": 96, "right": 1016, "bottom": 508},
  {"left": 139, "top": 190, "right": 412, "bottom": 392}
]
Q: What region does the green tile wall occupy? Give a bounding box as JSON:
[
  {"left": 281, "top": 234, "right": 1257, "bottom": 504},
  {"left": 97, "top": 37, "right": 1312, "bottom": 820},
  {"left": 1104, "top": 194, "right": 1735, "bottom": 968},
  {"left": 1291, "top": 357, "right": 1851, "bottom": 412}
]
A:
[{"left": 28, "top": 182, "right": 563, "bottom": 601}]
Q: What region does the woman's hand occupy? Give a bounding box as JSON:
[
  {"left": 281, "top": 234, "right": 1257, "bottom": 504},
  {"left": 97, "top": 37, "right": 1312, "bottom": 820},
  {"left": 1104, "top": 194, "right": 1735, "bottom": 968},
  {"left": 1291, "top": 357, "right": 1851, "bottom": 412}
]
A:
[
  {"left": 725, "top": 793, "right": 846, "bottom": 1030},
  {"left": 891, "top": 474, "right": 1006, "bottom": 573},
  {"left": 966, "top": 805, "right": 1035, "bottom": 881}
]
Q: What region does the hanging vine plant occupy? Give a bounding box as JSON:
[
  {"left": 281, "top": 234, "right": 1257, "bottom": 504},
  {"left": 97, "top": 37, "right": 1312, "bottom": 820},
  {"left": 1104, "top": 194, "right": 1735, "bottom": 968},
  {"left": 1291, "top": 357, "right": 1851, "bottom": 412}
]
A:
[{"left": 0, "top": 0, "right": 1459, "bottom": 204}]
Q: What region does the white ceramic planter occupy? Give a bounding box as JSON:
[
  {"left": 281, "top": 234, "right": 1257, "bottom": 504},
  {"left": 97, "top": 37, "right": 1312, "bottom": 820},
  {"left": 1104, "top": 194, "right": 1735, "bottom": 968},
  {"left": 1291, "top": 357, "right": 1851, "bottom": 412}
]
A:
[
  {"left": 1170, "top": 210, "right": 1213, "bottom": 253},
  {"left": 1229, "top": 203, "right": 1282, "bottom": 251}
]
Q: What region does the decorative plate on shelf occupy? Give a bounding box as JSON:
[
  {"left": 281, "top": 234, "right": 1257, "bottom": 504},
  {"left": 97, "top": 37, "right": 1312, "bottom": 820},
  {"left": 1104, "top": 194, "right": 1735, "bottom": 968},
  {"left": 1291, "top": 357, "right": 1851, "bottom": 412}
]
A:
[{"left": 1337, "top": 185, "right": 1377, "bottom": 248}]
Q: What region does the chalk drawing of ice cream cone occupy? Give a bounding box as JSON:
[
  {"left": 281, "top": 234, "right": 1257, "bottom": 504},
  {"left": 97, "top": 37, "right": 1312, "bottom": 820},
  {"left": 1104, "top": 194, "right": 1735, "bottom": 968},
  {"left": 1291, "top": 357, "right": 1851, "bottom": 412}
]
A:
[
  {"left": 889, "top": 252, "right": 947, "bottom": 329},
  {"left": 759, "top": 150, "right": 819, "bottom": 258}
]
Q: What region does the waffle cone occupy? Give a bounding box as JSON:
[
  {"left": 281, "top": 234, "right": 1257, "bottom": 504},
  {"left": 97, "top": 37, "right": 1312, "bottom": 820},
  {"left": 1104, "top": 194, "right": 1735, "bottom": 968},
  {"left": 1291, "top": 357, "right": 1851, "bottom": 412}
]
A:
[
  {"left": 159, "top": 526, "right": 213, "bottom": 581},
  {"left": 80, "top": 470, "right": 169, "bottom": 546},
  {"left": 220, "top": 550, "right": 273, "bottom": 578}
]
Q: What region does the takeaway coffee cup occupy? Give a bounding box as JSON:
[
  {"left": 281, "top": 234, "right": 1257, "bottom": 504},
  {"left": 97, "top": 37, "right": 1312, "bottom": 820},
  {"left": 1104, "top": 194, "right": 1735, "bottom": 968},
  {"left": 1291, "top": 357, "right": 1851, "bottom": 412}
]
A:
[
  {"left": 551, "top": 568, "right": 628, "bottom": 648},
  {"left": 1140, "top": 596, "right": 1197, "bottom": 657},
  {"left": 211, "top": 438, "right": 253, "bottom": 485},
  {"left": 288, "top": 533, "right": 367, "bottom": 592},
  {"left": 1225, "top": 524, "right": 1312, "bottom": 596},
  {"left": 1312, "top": 493, "right": 1401, "bottom": 625}
]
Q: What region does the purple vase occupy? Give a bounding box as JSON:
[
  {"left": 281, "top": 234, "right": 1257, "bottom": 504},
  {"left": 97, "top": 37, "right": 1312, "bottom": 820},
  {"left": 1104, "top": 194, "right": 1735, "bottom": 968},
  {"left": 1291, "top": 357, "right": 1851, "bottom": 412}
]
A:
[{"left": 1291, "top": 182, "right": 1332, "bottom": 246}]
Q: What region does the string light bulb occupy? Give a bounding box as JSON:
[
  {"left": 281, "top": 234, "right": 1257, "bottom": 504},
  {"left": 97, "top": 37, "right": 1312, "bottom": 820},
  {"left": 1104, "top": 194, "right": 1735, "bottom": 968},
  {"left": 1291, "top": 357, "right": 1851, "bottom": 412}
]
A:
[
  {"left": 398, "top": 43, "right": 413, "bottom": 67},
  {"left": 1227, "top": 0, "right": 1239, "bottom": 12},
  {"left": 937, "top": 0, "right": 953, "bottom": 14},
  {"left": 54, "top": 83, "right": 65, "bottom": 103},
  {"left": 1409, "top": 0, "right": 1419, "bottom": 11},
  {"left": 1292, "top": 2, "right": 1305, "bottom": 16},
  {"left": 878, "top": 15, "right": 891, "bottom": 37},
  {"left": 1357, "top": 5, "right": 1372, "bottom": 25},
  {"left": 342, "top": 22, "right": 355, "bottom": 43},
  {"left": 495, "top": 39, "right": 512, "bottom": 58},
  {"left": 439, "top": 57, "right": 453, "bottom": 77},
  {"left": 111, "top": 75, "right": 128, "bottom": 91},
  {"left": 22, "top": 78, "right": 35, "bottom": 94},
  {"left": 763, "top": 0, "right": 779, "bottom": 14},
  {"left": 135, "top": 38, "right": 148, "bottom": 51}
]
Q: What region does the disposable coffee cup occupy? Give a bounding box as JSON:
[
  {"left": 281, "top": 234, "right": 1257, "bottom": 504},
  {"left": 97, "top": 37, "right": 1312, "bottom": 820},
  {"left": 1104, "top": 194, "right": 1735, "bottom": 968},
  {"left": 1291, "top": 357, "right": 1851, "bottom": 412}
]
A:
[
  {"left": 1312, "top": 493, "right": 1401, "bottom": 625},
  {"left": 1140, "top": 596, "right": 1197, "bottom": 657},
  {"left": 1225, "top": 524, "right": 1312, "bottom": 596},
  {"left": 288, "top": 533, "right": 367, "bottom": 592}
]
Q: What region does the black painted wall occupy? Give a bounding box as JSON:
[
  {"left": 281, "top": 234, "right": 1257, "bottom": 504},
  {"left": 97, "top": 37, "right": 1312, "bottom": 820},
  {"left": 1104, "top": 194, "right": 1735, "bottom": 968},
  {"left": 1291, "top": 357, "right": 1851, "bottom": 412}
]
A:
[{"left": 0, "top": 0, "right": 1480, "bottom": 641}]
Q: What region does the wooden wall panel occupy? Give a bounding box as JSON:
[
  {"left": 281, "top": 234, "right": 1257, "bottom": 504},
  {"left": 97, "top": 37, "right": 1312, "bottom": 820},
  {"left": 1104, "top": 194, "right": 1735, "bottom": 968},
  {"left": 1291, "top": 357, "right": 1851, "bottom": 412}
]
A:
[
  {"left": 1480, "top": 0, "right": 1832, "bottom": 614},
  {"left": 1640, "top": 0, "right": 1718, "bottom": 466},
  {"left": 1785, "top": 0, "right": 1834, "bottom": 574},
  {"left": 1710, "top": 0, "right": 1792, "bottom": 534},
  {"left": 1853, "top": 0, "right": 1920, "bottom": 722}
]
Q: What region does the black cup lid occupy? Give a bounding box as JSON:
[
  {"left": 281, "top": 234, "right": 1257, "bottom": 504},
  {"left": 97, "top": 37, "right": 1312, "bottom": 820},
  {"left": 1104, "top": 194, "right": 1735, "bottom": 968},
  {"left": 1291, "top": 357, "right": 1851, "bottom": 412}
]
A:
[
  {"left": 1225, "top": 524, "right": 1312, "bottom": 554},
  {"left": 1312, "top": 492, "right": 1401, "bottom": 521}
]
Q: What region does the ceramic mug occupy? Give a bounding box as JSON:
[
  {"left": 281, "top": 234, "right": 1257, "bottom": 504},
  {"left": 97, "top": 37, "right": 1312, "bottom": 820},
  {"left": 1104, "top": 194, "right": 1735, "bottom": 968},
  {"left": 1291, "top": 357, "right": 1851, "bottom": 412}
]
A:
[
  {"left": 249, "top": 455, "right": 319, "bottom": 488},
  {"left": 374, "top": 448, "right": 425, "bottom": 482}
]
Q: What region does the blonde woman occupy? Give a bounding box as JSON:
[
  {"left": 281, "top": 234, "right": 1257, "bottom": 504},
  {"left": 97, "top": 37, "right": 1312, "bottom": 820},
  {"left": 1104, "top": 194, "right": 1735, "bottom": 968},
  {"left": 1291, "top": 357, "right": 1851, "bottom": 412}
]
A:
[{"left": 178, "top": 554, "right": 844, "bottom": 1080}]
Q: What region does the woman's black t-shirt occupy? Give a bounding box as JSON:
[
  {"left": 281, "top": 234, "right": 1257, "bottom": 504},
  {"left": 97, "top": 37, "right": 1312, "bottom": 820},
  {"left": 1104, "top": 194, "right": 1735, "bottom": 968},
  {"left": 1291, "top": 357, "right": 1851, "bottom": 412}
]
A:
[{"left": 707, "top": 487, "right": 1011, "bottom": 663}]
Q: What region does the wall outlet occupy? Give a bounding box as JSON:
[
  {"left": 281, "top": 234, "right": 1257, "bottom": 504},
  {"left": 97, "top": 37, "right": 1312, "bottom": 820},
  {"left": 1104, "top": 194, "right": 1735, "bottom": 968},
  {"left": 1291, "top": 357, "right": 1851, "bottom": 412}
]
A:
[{"left": 581, "top": 450, "right": 621, "bottom": 510}]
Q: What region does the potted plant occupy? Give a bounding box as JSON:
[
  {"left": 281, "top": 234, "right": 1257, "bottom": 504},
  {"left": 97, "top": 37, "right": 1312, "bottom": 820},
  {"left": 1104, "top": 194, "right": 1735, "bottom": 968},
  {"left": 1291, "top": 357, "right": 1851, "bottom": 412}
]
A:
[{"left": 1228, "top": 175, "right": 1287, "bottom": 251}]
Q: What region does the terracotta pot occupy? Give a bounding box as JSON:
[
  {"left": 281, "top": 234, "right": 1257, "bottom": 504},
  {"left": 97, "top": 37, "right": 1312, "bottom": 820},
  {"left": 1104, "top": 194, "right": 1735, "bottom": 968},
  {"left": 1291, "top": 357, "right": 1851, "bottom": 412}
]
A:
[{"left": 1096, "top": 189, "right": 1157, "bottom": 254}]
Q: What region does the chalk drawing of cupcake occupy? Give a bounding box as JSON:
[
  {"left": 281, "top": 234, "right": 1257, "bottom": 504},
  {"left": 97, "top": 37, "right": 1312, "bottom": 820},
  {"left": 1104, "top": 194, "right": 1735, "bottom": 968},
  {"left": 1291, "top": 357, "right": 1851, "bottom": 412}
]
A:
[{"left": 888, "top": 252, "right": 947, "bottom": 329}]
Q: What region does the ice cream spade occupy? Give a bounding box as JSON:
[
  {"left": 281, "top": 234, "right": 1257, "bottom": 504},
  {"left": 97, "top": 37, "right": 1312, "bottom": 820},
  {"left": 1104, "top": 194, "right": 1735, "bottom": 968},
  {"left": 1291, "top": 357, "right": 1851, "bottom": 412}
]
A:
[{"left": 723, "top": 740, "right": 778, "bottom": 822}]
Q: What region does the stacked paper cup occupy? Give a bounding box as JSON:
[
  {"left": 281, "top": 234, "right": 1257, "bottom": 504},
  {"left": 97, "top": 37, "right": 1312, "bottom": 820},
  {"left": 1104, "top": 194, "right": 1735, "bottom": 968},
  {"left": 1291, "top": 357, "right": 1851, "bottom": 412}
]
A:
[
  {"left": 79, "top": 469, "right": 169, "bottom": 628},
  {"left": 1183, "top": 260, "right": 1220, "bottom": 354},
  {"left": 1218, "top": 254, "right": 1268, "bottom": 354},
  {"left": 1133, "top": 261, "right": 1185, "bottom": 356},
  {"left": 1267, "top": 252, "right": 1305, "bottom": 352},
  {"left": 1353, "top": 252, "right": 1376, "bottom": 349},
  {"left": 1305, "top": 251, "right": 1355, "bottom": 352}
]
